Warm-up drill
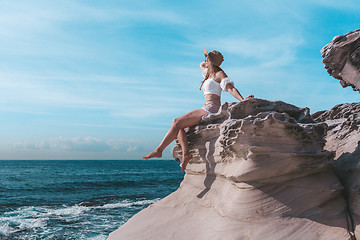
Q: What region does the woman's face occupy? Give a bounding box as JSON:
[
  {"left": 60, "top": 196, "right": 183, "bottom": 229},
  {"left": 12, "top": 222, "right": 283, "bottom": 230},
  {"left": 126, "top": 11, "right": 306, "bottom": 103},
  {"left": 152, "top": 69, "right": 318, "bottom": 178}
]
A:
[{"left": 204, "top": 55, "right": 211, "bottom": 68}]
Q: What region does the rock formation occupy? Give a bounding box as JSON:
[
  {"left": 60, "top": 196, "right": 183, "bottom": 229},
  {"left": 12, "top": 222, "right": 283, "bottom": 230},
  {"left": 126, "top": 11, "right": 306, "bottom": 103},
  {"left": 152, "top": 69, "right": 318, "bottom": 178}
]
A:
[
  {"left": 313, "top": 102, "right": 360, "bottom": 239},
  {"left": 321, "top": 29, "right": 360, "bottom": 92},
  {"left": 108, "top": 99, "right": 355, "bottom": 240}
]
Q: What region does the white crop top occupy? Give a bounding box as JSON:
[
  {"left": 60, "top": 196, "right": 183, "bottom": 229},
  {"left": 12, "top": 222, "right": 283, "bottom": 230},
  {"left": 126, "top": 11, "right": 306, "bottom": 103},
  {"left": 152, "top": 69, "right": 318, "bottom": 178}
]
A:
[{"left": 201, "top": 68, "right": 234, "bottom": 96}]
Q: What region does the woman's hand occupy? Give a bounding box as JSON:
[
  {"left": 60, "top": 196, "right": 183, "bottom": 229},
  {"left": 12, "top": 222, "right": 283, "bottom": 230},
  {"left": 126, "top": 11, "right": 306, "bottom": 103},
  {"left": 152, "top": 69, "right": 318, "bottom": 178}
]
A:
[
  {"left": 204, "top": 48, "right": 208, "bottom": 57},
  {"left": 244, "top": 95, "right": 254, "bottom": 100},
  {"left": 200, "top": 61, "right": 207, "bottom": 70}
]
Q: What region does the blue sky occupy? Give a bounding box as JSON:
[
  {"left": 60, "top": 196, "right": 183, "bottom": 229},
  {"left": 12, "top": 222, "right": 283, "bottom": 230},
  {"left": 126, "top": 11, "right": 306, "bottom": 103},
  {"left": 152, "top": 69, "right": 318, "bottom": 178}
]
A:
[{"left": 0, "top": 0, "right": 359, "bottom": 160}]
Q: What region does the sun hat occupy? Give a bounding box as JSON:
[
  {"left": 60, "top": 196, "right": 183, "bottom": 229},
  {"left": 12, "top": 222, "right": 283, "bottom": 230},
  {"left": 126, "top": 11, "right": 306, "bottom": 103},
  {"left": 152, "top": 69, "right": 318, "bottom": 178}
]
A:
[{"left": 204, "top": 48, "right": 224, "bottom": 67}]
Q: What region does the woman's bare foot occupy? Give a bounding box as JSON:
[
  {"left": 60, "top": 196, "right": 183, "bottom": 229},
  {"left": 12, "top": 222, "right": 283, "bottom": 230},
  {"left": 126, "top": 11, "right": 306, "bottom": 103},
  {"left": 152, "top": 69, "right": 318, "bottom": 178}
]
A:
[
  {"left": 142, "top": 149, "right": 162, "bottom": 160},
  {"left": 181, "top": 153, "right": 192, "bottom": 171}
]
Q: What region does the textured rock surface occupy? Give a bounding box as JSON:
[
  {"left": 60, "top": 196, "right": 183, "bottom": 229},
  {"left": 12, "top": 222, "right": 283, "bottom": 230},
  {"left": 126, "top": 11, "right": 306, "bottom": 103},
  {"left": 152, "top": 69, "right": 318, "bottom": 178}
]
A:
[
  {"left": 108, "top": 99, "right": 353, "bottom": 240},
  {"left": 313, "top": 102, "right": 360, "bottom": 239},
  {"left": 321, "top": 29, "right": 360, "bottom": 92}
]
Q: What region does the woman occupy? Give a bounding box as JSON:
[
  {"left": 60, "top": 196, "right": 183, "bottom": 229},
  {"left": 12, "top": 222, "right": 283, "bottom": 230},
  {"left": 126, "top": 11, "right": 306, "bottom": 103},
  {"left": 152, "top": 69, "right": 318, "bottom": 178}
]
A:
[{"left": 142, "top": 49, "right": 254, "bottom": 170}]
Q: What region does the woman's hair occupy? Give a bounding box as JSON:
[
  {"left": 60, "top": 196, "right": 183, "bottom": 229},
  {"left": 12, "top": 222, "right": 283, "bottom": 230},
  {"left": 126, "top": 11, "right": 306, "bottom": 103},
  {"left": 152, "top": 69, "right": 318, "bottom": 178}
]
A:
[{"left": 199, "top": 63, "right": 223, "bottom": 90}]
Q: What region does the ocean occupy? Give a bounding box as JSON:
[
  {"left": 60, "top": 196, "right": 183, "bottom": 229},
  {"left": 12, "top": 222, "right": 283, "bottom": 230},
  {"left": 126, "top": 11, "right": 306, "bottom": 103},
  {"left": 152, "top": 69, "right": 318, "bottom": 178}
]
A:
[{"left": 0, "top": 160, "right": 184, "bottom": 240}]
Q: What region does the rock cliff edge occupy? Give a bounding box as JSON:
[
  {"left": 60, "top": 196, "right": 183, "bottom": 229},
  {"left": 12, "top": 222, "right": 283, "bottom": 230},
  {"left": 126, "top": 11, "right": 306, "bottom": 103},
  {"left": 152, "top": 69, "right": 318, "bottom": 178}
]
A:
[{"left": 108, "top": 99, "right": 359, "bottom": 240}]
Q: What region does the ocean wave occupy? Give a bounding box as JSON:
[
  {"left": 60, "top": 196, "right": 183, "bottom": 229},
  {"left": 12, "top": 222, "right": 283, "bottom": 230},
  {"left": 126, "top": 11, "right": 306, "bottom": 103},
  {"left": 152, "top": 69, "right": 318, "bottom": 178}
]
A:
[
  {"left": 0, "top": 198, "right": 159, "bottom": 238},
  {"left": 0, "top": 207, "right": 48, "bottom": 236},
  {"left": 48, "top": 205, "right": 90, "bottom": 216},
  {"left": 0, "top": 222, "right": 16, "bottom": 236},
  {"left": 98, "top": 198, "right": 160, "bottom": 209}
]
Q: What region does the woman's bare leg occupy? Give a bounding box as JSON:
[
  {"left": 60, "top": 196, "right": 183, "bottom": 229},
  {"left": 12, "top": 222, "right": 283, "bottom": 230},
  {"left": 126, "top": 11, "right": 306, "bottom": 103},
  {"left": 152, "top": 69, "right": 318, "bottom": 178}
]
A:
[
  {"left": 142, "top": 108, "right": 207, "bottom": 160},
  {"left": 178, "top": 129, "right": 192, "bottom": 171}
]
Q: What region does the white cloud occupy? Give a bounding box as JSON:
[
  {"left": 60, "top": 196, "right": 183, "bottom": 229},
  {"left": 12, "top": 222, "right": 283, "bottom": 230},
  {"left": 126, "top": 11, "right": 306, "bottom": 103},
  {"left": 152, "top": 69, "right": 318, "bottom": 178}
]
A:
[
  {"left": 127, "top": 146, "right": 138, "bottom": 152},
  {"left": 13, "top": 136, "right": 141, "bottom": 153},
  {"left": 0, "top": 70, "right": 201, "bottom": 120},
  {"left": 303, "top": 0, "right": 360, "bottom": 10},
  {"left": 0, "top": 1, "right": 187, "bottom": 39},
  {"left": 194, "top": 34, "right": 304, "bottom": 68}
]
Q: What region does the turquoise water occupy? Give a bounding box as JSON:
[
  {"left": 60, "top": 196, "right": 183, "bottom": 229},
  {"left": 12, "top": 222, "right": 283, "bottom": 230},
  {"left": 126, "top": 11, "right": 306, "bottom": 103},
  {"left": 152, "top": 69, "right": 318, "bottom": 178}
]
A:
[{"left": 0, "top": 160, "right": 184, "bottom": 239}]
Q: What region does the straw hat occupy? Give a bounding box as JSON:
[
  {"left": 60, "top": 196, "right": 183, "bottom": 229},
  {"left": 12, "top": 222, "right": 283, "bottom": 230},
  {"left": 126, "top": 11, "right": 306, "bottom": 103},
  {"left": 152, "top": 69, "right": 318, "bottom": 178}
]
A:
[{"left": 204, "top": 48, "right": 224, "bottom": 67}]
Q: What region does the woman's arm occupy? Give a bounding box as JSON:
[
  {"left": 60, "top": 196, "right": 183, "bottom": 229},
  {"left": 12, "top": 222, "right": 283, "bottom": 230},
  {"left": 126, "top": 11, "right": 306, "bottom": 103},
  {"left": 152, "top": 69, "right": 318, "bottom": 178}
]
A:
[
  {"left": 200, "top": 61, "right": 207, "bottom": 71},
  {"left": 200, "top": 49, "right": 209, "bottom": 71},
  {"left": 217, "top": 71, "right": 254, "bottom": 101},
  {"left": 226, "top": 84, "right": 254, "bottom": 101}
]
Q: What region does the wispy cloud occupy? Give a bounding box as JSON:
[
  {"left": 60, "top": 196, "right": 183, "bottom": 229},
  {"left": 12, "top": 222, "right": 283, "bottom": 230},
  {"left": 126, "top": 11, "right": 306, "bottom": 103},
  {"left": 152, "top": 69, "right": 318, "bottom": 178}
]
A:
[
  {"left": 0, "top": 0, "right": 188, "bottom": 67},
  {"left": 0, "top": 1, "right": 187, "bottom": 37},
  {"left": 127, "top": 145, "right": 138, "bottom": 152},
  {"left": 0, "top": 71, "right": 199, "bottom": 120},
  {"left": 0, "top": 135, "right": 174, "bottom": 160},
  {"left": 0, "top": 77, "right": 110, "bottom": 109},
  {"left": 13, "top": 136, "right": 139, "bottom": 153},
  {"left": 192, "top": 34, "right": 304, "bottom": 68},
  {"left": 303, "top": 0, "right": 360, "bottom": 10}
]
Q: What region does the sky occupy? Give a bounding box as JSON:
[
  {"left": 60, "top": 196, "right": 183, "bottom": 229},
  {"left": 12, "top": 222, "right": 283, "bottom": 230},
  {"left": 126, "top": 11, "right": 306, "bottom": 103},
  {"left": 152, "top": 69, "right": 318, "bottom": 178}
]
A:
[{"left": 0, "top": 0, "right": 359, "bottom": 160}]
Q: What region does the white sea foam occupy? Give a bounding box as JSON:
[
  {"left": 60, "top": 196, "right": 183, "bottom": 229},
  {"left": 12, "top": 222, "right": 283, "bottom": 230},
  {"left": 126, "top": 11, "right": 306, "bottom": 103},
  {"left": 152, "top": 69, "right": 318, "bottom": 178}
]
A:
[
  {"left": 49, "top": 205, "right": 90, "bottom": 216},
  {"left": 99, "top": 198, "right": 160, "bottom": 209},
  {"left": 0, "top": 222, "right": 16, "bottom": 236},
  {"left": 86, "top": 234, "right": 108, "bottom": 240},
  {"left": 0, "top": 198, "right": 159, "bottom": 238},
  {"left": 0, "top": 216, "right": 48, "bottom": 237},
  {"left": 19, "top": 217, "right": 48, "bottom": 230},
  {"left": 1, "top": 206, "right": 49, "bottom": 236}
]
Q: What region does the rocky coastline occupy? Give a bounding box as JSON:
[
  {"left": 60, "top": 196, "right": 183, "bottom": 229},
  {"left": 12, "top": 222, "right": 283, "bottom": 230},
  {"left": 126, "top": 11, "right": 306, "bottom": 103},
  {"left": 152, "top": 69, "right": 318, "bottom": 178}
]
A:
[
  {"left": 108, "top": 99, "right": 359, "bottom": 240},
  {"left": 108, "top": 30, "right": 360, "bottom": 240}
]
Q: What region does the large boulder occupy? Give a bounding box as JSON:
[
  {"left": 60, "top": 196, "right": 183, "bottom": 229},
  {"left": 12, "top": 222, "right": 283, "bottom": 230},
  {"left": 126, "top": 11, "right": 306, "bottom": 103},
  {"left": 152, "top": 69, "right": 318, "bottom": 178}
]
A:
[
  {"left": 321, "top": 29, "right": 360, "bottom": 92},
  {"left": 313, "top": 102, "right": 360, "bottom": 239},
  {"left": 108, "top": 99, "right": 354, "bottom": 240}
]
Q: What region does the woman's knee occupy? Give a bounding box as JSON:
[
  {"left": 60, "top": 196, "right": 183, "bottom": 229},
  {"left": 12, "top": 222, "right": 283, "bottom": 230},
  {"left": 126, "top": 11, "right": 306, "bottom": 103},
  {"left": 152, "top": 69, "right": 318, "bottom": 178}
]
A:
[{"left": 172, "top": 117, "right": 182, "bottom": 128}]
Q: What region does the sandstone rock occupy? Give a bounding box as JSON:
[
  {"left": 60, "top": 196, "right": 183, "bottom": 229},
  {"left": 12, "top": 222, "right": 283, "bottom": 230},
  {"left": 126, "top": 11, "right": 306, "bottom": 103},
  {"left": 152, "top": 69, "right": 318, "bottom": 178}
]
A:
[
  {"left": 313, "top": 102, "right": 360, "bottom": 239},
  {"left": 321, "top": 29, "right": 360, "bottom": 92},
  {"left": 108, "top": 99, "right": 353, "bottom": 240},
  {"left": 313, "top": 102, "right": 360, "bottom": 159}
]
